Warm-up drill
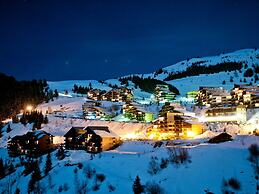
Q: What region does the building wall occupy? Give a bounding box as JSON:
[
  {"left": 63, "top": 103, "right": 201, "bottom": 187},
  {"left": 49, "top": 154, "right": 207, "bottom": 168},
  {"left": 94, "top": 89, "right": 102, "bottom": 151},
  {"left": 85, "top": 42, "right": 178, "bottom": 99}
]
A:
[{"left": 101, "top": 137, "right": 121, "bottom": 151}]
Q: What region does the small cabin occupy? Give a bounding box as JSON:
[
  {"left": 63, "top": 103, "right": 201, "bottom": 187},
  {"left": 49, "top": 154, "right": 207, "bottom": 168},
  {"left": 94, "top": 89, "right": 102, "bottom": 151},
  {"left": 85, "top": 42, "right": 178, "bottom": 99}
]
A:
[
  {"left": 64, "top": 126, "right": 121, "bottom": 153},
  {"left": 8, "top": 130, "right": 54, "bottom": 156}
]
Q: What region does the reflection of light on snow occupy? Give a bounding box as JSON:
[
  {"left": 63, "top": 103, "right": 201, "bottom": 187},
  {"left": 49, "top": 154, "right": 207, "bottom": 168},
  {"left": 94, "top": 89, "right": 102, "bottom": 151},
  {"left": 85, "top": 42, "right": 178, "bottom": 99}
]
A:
[
  {"left": 199, "top": 115, "right": 241, "bottom": 122},
  {"left": 244, "top": 112, "right": 259, "bottom": 132},
  {"left": 2, "top": 118, "right": 12, "bottom": 124},
  {"left": 122, "top": 133, "right": 139, "bottom": 140},
  {"left": 59, "top": 93, "right": 73, "bottom": 97}
]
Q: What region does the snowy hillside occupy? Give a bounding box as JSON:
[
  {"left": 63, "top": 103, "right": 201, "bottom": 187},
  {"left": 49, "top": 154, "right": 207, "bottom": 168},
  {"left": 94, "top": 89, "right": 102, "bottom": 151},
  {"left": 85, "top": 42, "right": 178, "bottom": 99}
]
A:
[
  {"left": 48, "top": 49, "right": 259, "bottom": 96},
  {"left": 1, "top": 48, "right": 259, "bottom": 194},
  {"left": 1, "top": 137, "right": 258, "bottom": 194}
]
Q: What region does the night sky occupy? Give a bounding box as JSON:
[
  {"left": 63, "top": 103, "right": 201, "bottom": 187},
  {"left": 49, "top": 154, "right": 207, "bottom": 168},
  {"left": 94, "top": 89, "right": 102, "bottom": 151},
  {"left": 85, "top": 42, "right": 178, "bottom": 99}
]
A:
[{"left": 1, "top": 0, "right": 259, "bottom": 81}]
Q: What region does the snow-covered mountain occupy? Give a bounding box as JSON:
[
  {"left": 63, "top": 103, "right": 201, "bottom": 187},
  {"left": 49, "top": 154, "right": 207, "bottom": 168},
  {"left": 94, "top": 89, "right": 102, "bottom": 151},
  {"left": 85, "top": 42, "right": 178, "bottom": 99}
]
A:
[
  {"left": 1, "top": 48, "right": 259, "bottom": 194},
  {"left": 49, "top": 48, "right": 259, "bottom": 96},
  {"left": 132, "top": 48, "right": 259, "bottom": 95}
]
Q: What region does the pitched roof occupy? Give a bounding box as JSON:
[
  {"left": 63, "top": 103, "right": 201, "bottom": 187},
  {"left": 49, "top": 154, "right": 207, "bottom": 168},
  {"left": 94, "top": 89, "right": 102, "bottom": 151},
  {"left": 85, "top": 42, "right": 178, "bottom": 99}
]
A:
[
  {"left": 86, "top": 126, "right": 109, "bottom": 133},
  {"left": 64, "top": 127, "right": 85, "bottom": 137},
  {"left": 11, "top": 130, "right": 53, "bottom": 141}
]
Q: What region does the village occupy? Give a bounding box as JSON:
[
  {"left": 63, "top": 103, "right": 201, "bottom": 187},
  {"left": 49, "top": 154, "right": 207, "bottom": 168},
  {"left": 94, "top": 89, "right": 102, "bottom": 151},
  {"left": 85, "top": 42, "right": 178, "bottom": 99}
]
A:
[{"left": 4, "top": 82, "right": 259, "bottom": 157}]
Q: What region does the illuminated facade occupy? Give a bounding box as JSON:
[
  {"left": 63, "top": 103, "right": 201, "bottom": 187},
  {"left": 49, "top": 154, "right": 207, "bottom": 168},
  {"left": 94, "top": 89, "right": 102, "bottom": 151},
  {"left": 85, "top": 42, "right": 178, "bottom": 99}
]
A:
[
  {"left": 64, "top": 126, "right": 121, "bottom": 153},
  {"left": 231, "top": 84, "right": 259, "bottom": 107},
  {"left": 122, "top": 103, "right": 154, "bottom": 122},
  {"left": 147, "top": 112, "right": 203, "bottom": 140},
  {"left": 8, "top": 130, "right": 54, "bottom": 156},
  {"left": 197, "top": 84, "right": 259, "bottom": 108},
  {"left": 203, "top": 105, "right": 247, "bottom": 123},
  {"left": 155, "top": 84, "right": 175, "bottom": 102},
  {"left": 196, "top": 86, "right": 232, "bottom": 107}
]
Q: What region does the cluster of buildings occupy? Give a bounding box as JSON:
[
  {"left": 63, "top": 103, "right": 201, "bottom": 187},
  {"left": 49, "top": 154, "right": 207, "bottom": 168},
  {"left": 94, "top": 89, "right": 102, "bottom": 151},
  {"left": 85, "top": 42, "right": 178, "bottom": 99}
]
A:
[
  {"left": 122, "top": 102, "right": 154, "bottom": 122},
  {"left": 197, "top": 84, "right": 259, "bottom": 108},
  {"left": 87, "top": 87, "right": 133, "bottom": 102},
  {"left": 82, "top": 101, "right": 108, "bottom": 120},
  {"left": 8, "top": 125, "right": 122, "bottom": 156},
  {"left": 8, "top": 130, "right": 54, "bottom": 156},
  {"left": 197, "top": 84, "right": 259, "bottom": 123},
  {"left": 64, "top": 126, "right": 121, "bottom": 153},
  {"left": 147, "top": 103, "right": 204, "bottom": 140},
  {"left": 155, "top": 84, "right": 175, "bottom": 103}
]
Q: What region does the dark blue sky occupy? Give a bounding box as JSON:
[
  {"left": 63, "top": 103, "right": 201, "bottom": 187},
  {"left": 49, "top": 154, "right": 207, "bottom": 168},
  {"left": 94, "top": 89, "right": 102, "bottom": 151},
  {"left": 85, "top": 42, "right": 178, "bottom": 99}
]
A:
[{"left": 1, "top": 0, "right": 259, "bottom": 81}]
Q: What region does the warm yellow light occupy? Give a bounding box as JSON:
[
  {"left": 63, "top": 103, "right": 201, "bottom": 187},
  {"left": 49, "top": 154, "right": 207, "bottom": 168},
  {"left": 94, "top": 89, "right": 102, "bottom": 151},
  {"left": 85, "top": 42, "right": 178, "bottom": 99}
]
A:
[
  {"left": 149, "top": 133, "right": 155, "bottom": 139},
  {"left": 26, "top": 105, "right": 33, "bottom": 112},
  {"left": 123, "top": 133, "right": 138, "bottom": 140},
  {"left": 187, "top": 131, "right": 195, "bottom": 138}
]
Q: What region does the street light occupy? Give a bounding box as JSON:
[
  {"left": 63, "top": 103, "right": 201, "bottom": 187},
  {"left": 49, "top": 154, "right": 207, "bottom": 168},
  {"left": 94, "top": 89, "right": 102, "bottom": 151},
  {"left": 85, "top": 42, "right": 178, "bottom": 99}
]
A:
[{"left": 26, "top": 105, "right": 33, "bottom": 112}]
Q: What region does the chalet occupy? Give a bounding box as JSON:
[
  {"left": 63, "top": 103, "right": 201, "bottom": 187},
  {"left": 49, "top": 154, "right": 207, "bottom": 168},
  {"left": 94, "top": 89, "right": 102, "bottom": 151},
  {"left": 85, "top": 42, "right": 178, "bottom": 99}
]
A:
[
  {"left": 64, "top": 126, "right": 121, "bottom": 153},
  {"left": 196, "top": 86, "right": 232, "bottom": 107},
  {"left": 196, "top": 84, "right": 259, "bottom": 108},
  {"left": 83, "top": 107, "right": 107, "bottom": 120},
  {"left": 64, "top": 127, "right": 86, "bottom": 149},
  {"left": 155, "top": 84, "right": 175, "bottom": 102},
  {"left": 147, "top": 112, "right": 203, "bottom": 139},
  {"left": 122, "top": 102, "right": 154, "bottom": 122},
  {"left": 102, "top": 90, "right": 121, "bottom": 102},
  {"left": 102, "top": 87, "right": 133, "bottom": 102},
  {"left": 231, "top": 84, "right": 259, "bottom": 107},
  {"left": 203, "top": 105, "right": 247, "bottom": 123},
  {"left": 186, "top": 90, "right": 198, "bottom": 99},
  {"left": 87, "top": 89, "right": 106, "bottom": 101},
  {"left": 8, "top": 130, "right": 54, "bottom": 156}
]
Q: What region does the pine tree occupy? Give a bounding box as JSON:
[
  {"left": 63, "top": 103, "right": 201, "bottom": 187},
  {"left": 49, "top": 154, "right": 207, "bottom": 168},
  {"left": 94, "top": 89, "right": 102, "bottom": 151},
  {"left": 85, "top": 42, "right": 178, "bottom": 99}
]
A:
[
  {"left": 133, "top": 175, "right": 144, "bottom": 194},
  {"left": 56, "top": 147, "right": 65, "bottom": 160},
  {"left": 54, "top": 89, "right": 59, "bottom": 98},
  {"left": 89, "top": 82, "right": 93, "bottom": 90},
  {"left": 0, "top": 158, "right": 4, "bottom": 177},
  {"left": 6, "top": 124, "right": 12, "bottom": 133},
  {"left": 248, "top": 144, "right": 259, "bottom": 193},
  {"left": 28, "top": 160, "right": 41, "bottom": 193},
  {"left": 45, "top": 152, "right": 52, "bottom": 175},
  {"left": 44, "top": 115, "right": 48, "bottom": 124},
  {"left": 14, "top": 188, "right": 20, "bottom": 194},
  {"left": 8, "top": 162, "right": 15, "bottom": 173}
]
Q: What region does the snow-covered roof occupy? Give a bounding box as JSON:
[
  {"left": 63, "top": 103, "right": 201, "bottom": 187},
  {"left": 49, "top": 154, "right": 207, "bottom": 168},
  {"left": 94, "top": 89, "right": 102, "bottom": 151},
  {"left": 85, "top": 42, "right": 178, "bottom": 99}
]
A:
[{"left": 94, "top": 129, "right": 119, "bottom": 138}]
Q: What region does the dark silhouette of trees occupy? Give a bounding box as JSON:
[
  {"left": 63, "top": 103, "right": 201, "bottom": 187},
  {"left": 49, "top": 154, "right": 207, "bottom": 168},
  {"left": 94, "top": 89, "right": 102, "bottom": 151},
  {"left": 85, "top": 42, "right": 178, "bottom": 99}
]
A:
[
  {"left": 244, "top": 68, "right": 254, "bottom": 77},
  {"left": 164, "top": 62, "right": 243, "bottom": 81},
  {"left": 0, "top": 158, "right": 4, "bottom": 178},
  {"left": 20, "top": 111, "right": 45, "bottom": 129},
  {"left": 6, "top": 124, "right": 12, "bottom": 133},
  {"left": 28, "top": 160, "right": 41, "bottom": 193},
  {"left": 119, "top": 76, "right": 179, "bottom": 95},
  {"left": 45, "top": 152, "right": 52, "bottom": 175},
  {"left": 248, "top": 144, "right": 259, "bottom": 193},
  {"left": 56, "top": 147, "right": 65, "bottom": 160},
  {"left": 133, "top": 175, "right": 144, "bottom": 194},
  {"left": 221, "top": 178, "right": 241, "bottom": 194},
  {"left": 0, "top": 73, "right": 50, "bottom": 122},
  {"left": 72, "top": 84, "right": 91, "bottom": 94}
]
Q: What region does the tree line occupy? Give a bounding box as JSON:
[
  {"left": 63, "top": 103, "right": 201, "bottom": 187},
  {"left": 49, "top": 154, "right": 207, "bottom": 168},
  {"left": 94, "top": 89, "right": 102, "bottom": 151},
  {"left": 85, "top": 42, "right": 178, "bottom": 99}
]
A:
[
  {"left": 0, "top": 73, "right": 56, "bottom": 122},
  {"left": 72, "top": 83, "right": 92, "bottom": 94},
  {"left": 119, "top": 75, "right": 180, "bottom": 95},
  {"left": 164, "top": 61, "right": 243, "bottom": 81}
]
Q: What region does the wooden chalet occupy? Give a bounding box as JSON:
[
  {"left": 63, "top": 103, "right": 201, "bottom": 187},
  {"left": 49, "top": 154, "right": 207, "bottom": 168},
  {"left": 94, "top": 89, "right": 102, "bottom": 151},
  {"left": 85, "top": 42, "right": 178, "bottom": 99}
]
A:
[
  {"left": 7, "top": 130, "right": 54, "bottom": 156},
  {"left": 64, "top": 127, "right": 86, "bottom": 150},
  {"left": 64, "top": 126, "right": 121, "bottom": 153}
]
